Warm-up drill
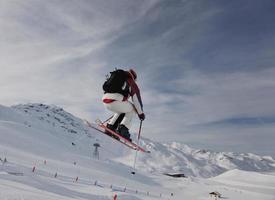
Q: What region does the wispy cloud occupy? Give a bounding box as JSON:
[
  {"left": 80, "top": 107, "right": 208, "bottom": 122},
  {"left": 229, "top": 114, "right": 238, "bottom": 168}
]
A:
[
  {"left": 0, "top": 0, "right": 158, "bottom": 118},
  {"left": 1, "top": 0, "right": 275, "bottom": 157},
  {"left": 142, "top": 67, "right": 275, "bottom": 125}
]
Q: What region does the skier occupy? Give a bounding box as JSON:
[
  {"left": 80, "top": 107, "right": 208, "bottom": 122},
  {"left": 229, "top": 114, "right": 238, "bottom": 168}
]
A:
[{"left": 102, "top": 69, "right": 145, "bottom": 141}]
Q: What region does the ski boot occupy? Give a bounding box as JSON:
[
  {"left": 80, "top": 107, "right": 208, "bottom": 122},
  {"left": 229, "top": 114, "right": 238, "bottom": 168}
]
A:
[
  {"left": 106, "top": 124, "right": 119, "bottom": 140},
  {"left": 117, "top": 124, "right": 132, "bottom": 142}
]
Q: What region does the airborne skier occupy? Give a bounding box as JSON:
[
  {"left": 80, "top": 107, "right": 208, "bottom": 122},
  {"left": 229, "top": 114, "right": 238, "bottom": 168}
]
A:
[{"left": 102, "top": 69, "right": 145, "bottom": 141}]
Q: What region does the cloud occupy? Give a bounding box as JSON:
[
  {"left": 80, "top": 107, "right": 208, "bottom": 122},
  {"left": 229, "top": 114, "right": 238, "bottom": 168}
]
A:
[
  {"left": 88, "top": 0, "right": 275, "bottom": 158},
  {"left": 148, "top": 67, "right": 275, "bottom": 119},
  {"left": 1, "top": 0, "right": 275, "bottom": 157},
  {"left": 0, "top": 0, "right": 158, "bottom": 119},
  {"left": 177, "top": 68, "right": 275, "bottom": 124},
  {"left": 140, "top": 67, "right": 275, "bottom": 156}
]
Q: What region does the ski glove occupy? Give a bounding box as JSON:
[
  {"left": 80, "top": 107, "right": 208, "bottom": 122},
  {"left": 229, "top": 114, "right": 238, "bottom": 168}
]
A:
[{"left": 138, "top": 113, "right": 145, "bottom": 121}]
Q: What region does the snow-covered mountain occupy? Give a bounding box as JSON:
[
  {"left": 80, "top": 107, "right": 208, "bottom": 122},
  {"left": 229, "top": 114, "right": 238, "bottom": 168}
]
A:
[
  {"left": 7, "top": 103, "right": 275, "bottom": 178},
  {"left": 12, "top": 103, "right": 89, "bottom": 136},
  {"left": 128, "top": 140, "right": 275, "bottom": 178},
  {"left": 1, "top": 103, "right": 275, "bottom": 200}
]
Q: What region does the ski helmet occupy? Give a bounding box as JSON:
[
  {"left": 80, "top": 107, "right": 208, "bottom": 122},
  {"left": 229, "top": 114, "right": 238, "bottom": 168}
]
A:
[{"left": 128, "top": 69, "right": 137, "bottom": 80}]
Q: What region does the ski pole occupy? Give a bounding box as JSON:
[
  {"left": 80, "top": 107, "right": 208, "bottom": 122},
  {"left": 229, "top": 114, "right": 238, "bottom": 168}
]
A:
[
  {"left": 137, "top": 120, "right": 143, "bottom": 140},
  {"left": 132, "top": 120, "right": 143, "bottom": 174},
  {"left": 103, "top": 115, "right": 113, "bottom": 124}
]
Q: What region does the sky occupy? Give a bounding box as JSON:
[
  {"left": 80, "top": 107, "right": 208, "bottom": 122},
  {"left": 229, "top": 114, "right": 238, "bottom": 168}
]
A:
[{"left": 1, "top": 0, "right": 275, "bottom": 157}]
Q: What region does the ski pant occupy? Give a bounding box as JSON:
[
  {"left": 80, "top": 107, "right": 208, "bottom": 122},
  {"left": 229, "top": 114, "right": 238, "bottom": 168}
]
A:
[{"left": 103, "top": 100, "right": 135, "bottom": 129}]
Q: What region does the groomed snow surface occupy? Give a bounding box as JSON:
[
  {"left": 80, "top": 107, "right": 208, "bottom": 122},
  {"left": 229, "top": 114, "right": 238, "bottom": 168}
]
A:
[{"left": 0, "top": 103, "right": 275, "bottom": 200}]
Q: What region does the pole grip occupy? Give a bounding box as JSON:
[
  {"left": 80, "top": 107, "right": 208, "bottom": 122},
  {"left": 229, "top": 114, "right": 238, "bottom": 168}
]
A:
[{"left": 138, "top": 120, "right": 143, "bottom": 140}]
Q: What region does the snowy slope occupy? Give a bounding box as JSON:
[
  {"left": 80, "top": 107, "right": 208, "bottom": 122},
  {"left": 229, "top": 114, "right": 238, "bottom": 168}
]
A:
[
  {"left": 11, "top": 103, "right": 131, "bottom": 158},
  {"left": 210, "top": 169, "right": 275, "bottom": 197},
  {"left": 1, "top": 103, "right": 275, "bottom": 200},
  {"left": 11, "top": 103, "right": 275, "bottom": 178},
  {"left": 0, "top": 104, "right": 165, "bottom": 199}
]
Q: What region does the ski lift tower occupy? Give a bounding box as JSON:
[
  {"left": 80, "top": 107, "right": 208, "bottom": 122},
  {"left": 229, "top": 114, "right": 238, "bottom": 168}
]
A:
[{"left": 93, "top": 143, "right": 101, "bottom": 159}]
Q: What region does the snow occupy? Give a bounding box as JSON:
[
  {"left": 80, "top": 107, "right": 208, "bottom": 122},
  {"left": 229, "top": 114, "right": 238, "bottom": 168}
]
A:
[
  {"left": 1, "top": 103, "right": 275, "bottom": 200},
  {"left": 117, "top": 139, "right": 275, "bottom": 178}
]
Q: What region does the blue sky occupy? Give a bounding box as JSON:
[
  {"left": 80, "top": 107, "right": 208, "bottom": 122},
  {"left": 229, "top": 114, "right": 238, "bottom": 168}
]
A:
[{"left": 1, "top": 0, "right": 275, "bottom": 157}]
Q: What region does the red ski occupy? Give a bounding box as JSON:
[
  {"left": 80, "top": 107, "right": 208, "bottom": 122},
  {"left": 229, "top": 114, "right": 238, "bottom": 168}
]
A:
[{"left": 84, "top": 119, "right": 150, "bottom": 153}]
